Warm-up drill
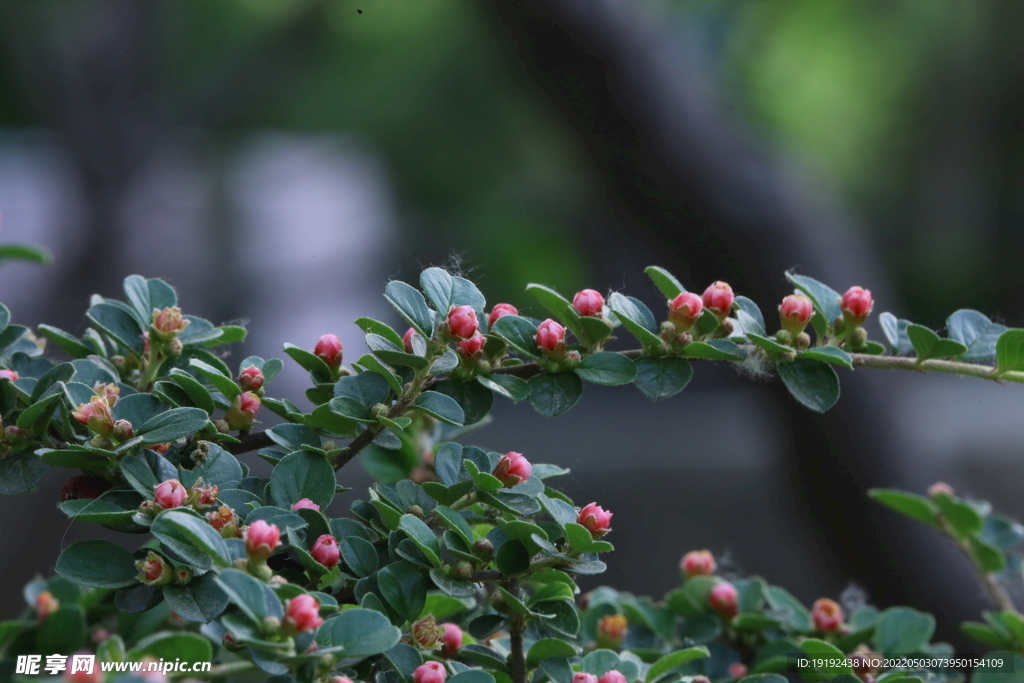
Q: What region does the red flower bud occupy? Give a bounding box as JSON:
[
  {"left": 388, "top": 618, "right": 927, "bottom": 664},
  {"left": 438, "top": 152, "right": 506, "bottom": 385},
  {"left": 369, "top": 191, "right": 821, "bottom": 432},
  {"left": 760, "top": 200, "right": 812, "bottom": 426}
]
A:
[
  {"left": 413, "top": 662, "right": 447, "bottom": 683},
  {"left": 597, "top": 614, "right": 628, "bottom": 650},
  {"left": 841, "top": 287, "right": 873, "bottom": 326},
  {"left": 457, "top": 333, "right": 486, "bottom": 358},
  {"left": 599, "top": 672, "right": 627, "bottom": 683},
  {"left": 35, "top": 591, "right": 59, "bottom": 620},
  {"left": 439, "top": 623, "right": 463, "bottom": 658},
  {"left": 709, "top": 581, "right": 739, "bottom": 619},
  {"left": 282, "top": 594, "right": 323, "bottom": 634},
  {"left": 403, "top": 327, "right": 416, "bottom": 353},
  {"left": 238, "top": 366, "right": 264, "bottom": 391},
  {"left": 447, "top": 305, "right": 479, "bottom": 340},
  {"left": 153, "top": 479, "right": 187, "bottom": 509},
  {"left": 728, "top": 664, "right": 748, "bottom": 680},
  {"left": 572, "top": 675, "right": 598, "bottom": 683},
  {"left": 668, "top": 292, "right": 703, "bottom": 331},
  {"left": 311, "top": 534, "right": 341, "bottom": 568},
  {"left": 492, "top": 452, "right": 532, "bottom": 487},
  {"left": 536, "top": 319, "right": 566, "bottom": 354},
  {"left": 578, "top": 502, "right": 613, "bottom": 538},
  {"left": 135, "top": 551, "right": 172, "bottom": 586},
  {"left": 702, "top": 281, "right": 735, "bottom": 320},
  {"left": 573, "top": 289, "right": 605, "bottom": 318},
  {"left": 245, "top": 519, "right": 281, "bottom": 563},
  {"left": 193, "top": 484, "right": 219, "bottom": 507},
  {"left": 680, "top": 550, "right": 716, "bottom": 578},
  {"left": 488, "top": 303, "right": 519, "bottom": 327},
  {"left": 314, "top": 334, "right": 344, "bottom": 369},
  {"left": 812, "top": 598, "right": 843, "bottom": 632},
  {"left": 225, "top": 392, "right": 261, "bottom": 431},
  {"left": 152, "top": 306, "right": 189, "bottom": 341},
  {"left": 0, "top": 369, "right": 17, "bottom": 382},
  {"left": 779, "top": 295, "right": 814, "bottom": 335},
  {"left": 292, "top": 498, "right": 320, "bottom": 512}
]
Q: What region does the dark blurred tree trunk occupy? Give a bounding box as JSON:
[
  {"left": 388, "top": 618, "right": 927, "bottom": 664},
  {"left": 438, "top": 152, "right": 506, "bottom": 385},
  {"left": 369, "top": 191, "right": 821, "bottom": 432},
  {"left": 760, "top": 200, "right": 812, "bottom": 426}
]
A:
[{"left": 482, "top": 0, "right": 985, "bottom": 636}]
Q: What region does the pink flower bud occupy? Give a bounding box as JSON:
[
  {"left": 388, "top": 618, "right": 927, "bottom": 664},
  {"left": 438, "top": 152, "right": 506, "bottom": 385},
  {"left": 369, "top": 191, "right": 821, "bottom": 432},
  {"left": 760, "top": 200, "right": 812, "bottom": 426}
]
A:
[
  {"left": 447, "top": 305, "right": 479, "bottom": 340},
  {"left": 35, "top": 591, "right": 59, "bottom": 620},
  {"left": 413, "top": 662, "right": 447, "bottom": 683},
  {"left": 245, "top": 519, "right": 281, "bottom": 563},
  {"left": 702, "top": 281, "right": 735, "bottom": 319},
  {"left": 536, "top": 319, "right": 566, "bottom": 354},
  {"left": 136, "top": 551, "right": 172, "bottom": 586},
  {"left": 93, "top": 382, "right": 120, "bottom": 406},
  {"left": 928, "top": 482, "right": 953, "bottom": 498},
  {"left": 311, "top": 534, "right": 341, "bottom": 568},
  {"left": 573, "top": 289, "right": 605, "bottom": 317},
  {"left": 330, "top": 678, "right": 355, "bottom": 683},
  {"left": 153, "top": 479, "right": 187, "bottom": 509},
  {"left": 572, "top": 674, "right": 598, "bottom": 683},
  {"left": 457, "top": 333, "right": 486, "bottom": 358},
  {"left": 779, "top": 295, "right": 814, "bottom": 335},
  {"left": 0, "top": 369, "right": 17, "bottom": 382},
  {"left": 488, "top": 303, "right": 519, "bottom": 327},
  {"left": 403, "top": 327, "right": 416, "bottom": 353},
  {"left": 65, "top": 651, "right": 103, "bottom": 683},
  {"left": 282, "top": 594, "right": 323, "bottom": 634},
  {"left": 709, "top": 581, "right": 738, "bottom": 619},
  {"left": 668, "top": 292, "right": 703, "bottom": 331},
  {"left": 314, "top": 334, "right": 344, "bottom": 369},
  {"left": 225, "top": 391, "right": 261, "bottom": 431},
  {"left": 597, "top": 614, "right": 628, "bottom": 650},
  {"left": 152, "top": 306, "right": 189, "bottom": 341},
  {"left": 439, "top": 623, "right": 463, "bottom": 658},
  {"left": 238, "top": 366, "right": 264, "bottom": 391},
  {"left": 578, "top": 502, "right": 613, "bottom": 538},
  {"left": 680, "top": 550, "right": 716, "bottom": 578},
  {"left": 728, "top": 664, "right": 748, "bottom": 680},
  {"left": 492, "top": 452, "right": 532, "bottom": 487},
  {"left": 599, "top": 671, "right": 627, "bottom": 683},
  {"left": 841, "top": 287, "right": 873, "bottom": 326},
  {"left": 292, "top": 498, "right": 321, "bottom": 512},
  {"left": 193, "top": 484, "right": 219, "bottom": 507},
  {"left": 811, "top": 598, "right": 843, "bottom": 632}
]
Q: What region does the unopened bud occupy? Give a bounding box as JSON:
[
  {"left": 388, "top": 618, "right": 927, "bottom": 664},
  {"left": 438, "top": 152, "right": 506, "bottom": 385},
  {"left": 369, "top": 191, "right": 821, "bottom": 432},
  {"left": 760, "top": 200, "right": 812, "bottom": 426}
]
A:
[
  {"left": 314, "top": 334, "right": 344, "bottom": 370},
  {"left": 596, "top": 614, "right": 628, "bottom": 650},
  {"left": 136, "top": 552, "right": 173, "bottom": 586},
  {"left": 406, "top": 504, "right": 424, "bottom": 518},
  {"left": 238, "top": 366, "right": 265, "bottom": 391},
  {"left": 112, "top": 419, "right": 134, "bottom": 442},
  {"left": 841, "top": 287, "right": 873, "bottom": 327},
  {"left": 572, "top": 289, "right": 605, "bottom": 318},
  {"left": 473, "top": 539, "right": 494, "bottom": 560},
  {"left": 702, "top": 281, "right": 735, "bottom": 321},
  {"left": 795, "top": 332, "right": 811, "bottom": 350},
  {"left": 451, "top": 560, "right": 473, "bottom": 581},
  {"left": 928, "top": 482, "right": 954, "bottom": 498},
  {"left": 222, "top": 633, "right": 243, "bottom": 653}
]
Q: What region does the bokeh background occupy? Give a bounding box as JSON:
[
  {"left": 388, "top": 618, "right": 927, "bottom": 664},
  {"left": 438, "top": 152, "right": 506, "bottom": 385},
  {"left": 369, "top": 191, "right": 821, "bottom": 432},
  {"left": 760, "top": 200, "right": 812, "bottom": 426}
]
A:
[{"left": 1, "top": 0, "right": 1023, "bottom": 647}]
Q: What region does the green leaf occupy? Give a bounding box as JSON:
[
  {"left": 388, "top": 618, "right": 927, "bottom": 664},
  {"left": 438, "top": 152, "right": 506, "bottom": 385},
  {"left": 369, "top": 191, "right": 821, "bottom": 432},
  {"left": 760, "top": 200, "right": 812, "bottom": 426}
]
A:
[
  {"left": 215, "top": 568, "right": 283, "bottom": 624},
  {"left": 179, "top": 442, "right": 243, "bottom": 488},
  {"left": 39, "top": 606, "right": 86, "bottom": 654},
  {"left": 0, "top": 243, "right": 52, "bottom": 265},
  {"left": 377, "top": 561, "right": 427, "bottom": 623},
  {"left": 575, "top": 352, "right": 636, "bottom": 386},
  {"left": 270, "top": 450, "right": 336, "bottom": 510},
  {"left": 434, "top": 505, "right": 474, "bottom": 547},
  {"left": 873, "top": 607, "right": 935, "bottom": 654},
  {"left": 335, "top": 371, "right": 391, "bottom": 408},
  {"left": 527, "top": 639, "right": 579, "bottom": 667},
  {"left": 366, "top": 334, "right": 430, "bottom": 370},
  {"left": 38, "top": 325, "right": 94, "bottom": 359},
  {"left": 634, "top": 356, "right": 692, "bottom": 400},
  {"left": 947, "top": 309, "right": 1007, "bottom": 361},
  {"left": 491, "top": 315, "right": 541, "bottom": 359},
  {"left": 527, "top": 284, "right": 582, "bottom": 327},
  {"left": 495, "top": 539, "right": 530, "bottom": 574},
  {"left": 973, "top": 653, "right": 1024, "bottom": 683},
  {"left": 785, "top": 272, "right": 842, "bottom": 327},
  {"left": 355, "top": 354, "right": 404, "bottom": 395},
  {"left": 283, "top": 343, "right": 334, "bottom": 383},
  {"left": 682, "top": 339, "right": 746, "bottom": 361},
  {"left": 315, "top": 608, "right": 402, "bottom": 656},
  {"left": 646, "top": 646, "right": 710, "bottom": 681},
  {"left": 207, "top": 325, "right": 247, "bottom": 346},
  {"left": 765, "top": 586, "right": 812, "bottom": 632},
  {"left": 997, "top": 329, "right": 1024, "bottom": 375},
  {"left": 800, "top": 346, "right": 854, "bottom": 368},
  {"left": 645, "top": 266, "right": 686, "bottom": 299},
  {"left": 962, "top": 623, "right": 1014, "bottom": 650},
  {"left": 970, "top": 535, "right": 1007, "bottom": 572},
  {"left": 188, "top": 358, "right": 240, "bottom": 402},
  {"left": 151, "top": 510, "right": 231, "bottom": 568},
  {"left": 477, "top": 374, "right": 531, "bottom": 402},
  {"left": 932, "top": 492, "right": 983, "bottom": 538},
  {"left": 434, "top": 379, "right": 492, "bottom": 425},
  {"left": 129, "top": 631, "right": 212, "bottom": 663},
  {"left": 266, "top": 424, "right": 322, "bottom": 452},
  {"left": 778, "top": 358, "right": 840, "bottom": 412},
  {"left": 119, "top": 449, "right": 176, "bottom": 496},
  {"left": 340, "top": 536, "right": 379, "bottom": 577},
  {"left": 137, "top": 407, "right": 210, "bottom": 443},
  {"left": 168, "top": 369, "right": 217, "bottom": 413},
  {"left": 421, "top": 268, "right": 486, "bottom": 314},
  {"left": 385, "top": 280, "right": 436, "bottom": 337},
  {"left": 983, "top": 514, "right": 1024, "bottom": 550},
  {"left": 59, "top": 498, "right": 137, "bottom": 525},
  {"left": 448, "top": 671, "right": 497, "bottom": 683},
  {"left": 608, "top": 292, "right": 661, "bottom": 347},
  {"left": 16, "top": 393, "right": 63, "bottom": 435},
  {"left": 868, "top": 489, "right": 940, "bottom": 529},
  {"left": 179, "top": 316, "right": 223, "bottom": 345},
  {"left": 55, "top": 539, "right": 138, "bottom": 588},
  {"left": 399, "top": 514, "right": 442, "bottom": 567},
  {"left": 528, "top": 372, "right": 583, "bottom": 417},
  {"left": 798, "top": 639, "right": 853, "bottom": 678},
  {"left": 163, "top": 573, "right": 229, "bottom": 623},
  {"left": 747, "top": 333, "right": 791, "bottom": 356},
  {"left": 906, "top": 324, "right": 967, "bottom": 361},
  {"left": 87, "top": 302, "right": 144, "bottom": 354},
  {"left": 0, "top": 451, "right": 50, "bottom": 495},
  {"left": 355, "top": 317, "right": 406, "bottom": 349},
  {"left": 412, "top": 391, "right": 465, "bottom": 426}
]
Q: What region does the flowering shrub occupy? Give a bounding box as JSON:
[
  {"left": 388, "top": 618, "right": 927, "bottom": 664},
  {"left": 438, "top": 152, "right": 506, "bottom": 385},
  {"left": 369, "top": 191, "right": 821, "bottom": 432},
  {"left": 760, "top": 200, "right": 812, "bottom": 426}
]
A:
[{"left": 0, "top": 266, "right": 1023, "bottom": 682}]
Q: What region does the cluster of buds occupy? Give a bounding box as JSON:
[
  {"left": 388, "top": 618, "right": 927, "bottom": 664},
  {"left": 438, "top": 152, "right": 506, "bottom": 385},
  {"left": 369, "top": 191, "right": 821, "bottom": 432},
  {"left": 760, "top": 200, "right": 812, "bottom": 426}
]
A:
[
  {"left": 573, "top": 671, "right": 628, "bottom": 683},
  {"left": 662, "top": 282, "right": 736, "bottom": 348},
  {"left": 578, "top": 502, "right": 613, "bottom": 539},
  {"left": 492, "top": 451, "right": 532, "bottom": 487},
  {"left": 596, "top": 613, "right": 628, "bottom": 650},
  {"left": 708, "top": 580, "right": 739, "bottom": 619},
  {"left": 680, "top": 549, "right": 716, "bottom": 578},
  {"left": 811, "top": 597, "right": 844, "bottom": 632},
  {"left": 223, "top": 391, "right": 261, "bottom": 431}
]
